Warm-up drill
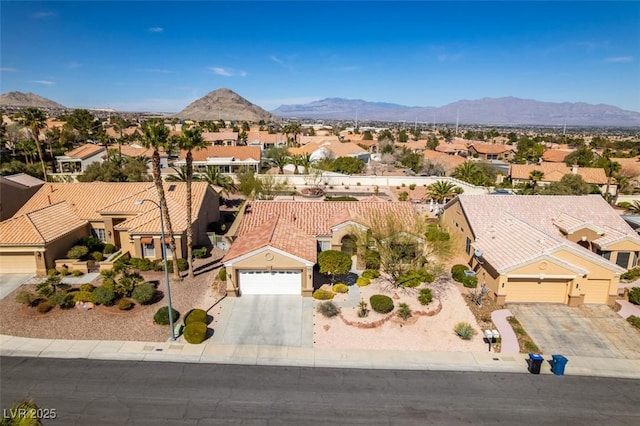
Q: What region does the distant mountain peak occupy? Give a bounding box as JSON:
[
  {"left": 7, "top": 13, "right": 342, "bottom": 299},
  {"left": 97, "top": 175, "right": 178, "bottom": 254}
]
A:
[
  {"left": 0, "top": 91, "right": 66, "bottom": 109},
  {"left": 175, "top": 88, "right": 274, "bottom": 121}
]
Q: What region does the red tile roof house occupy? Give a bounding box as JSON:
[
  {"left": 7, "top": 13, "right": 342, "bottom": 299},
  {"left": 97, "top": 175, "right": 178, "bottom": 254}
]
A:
[
  {"left": 0, "top": 182, "right": 219, "bottom": 275},
  {"left": 221, "top": 199, "right": 416, "bottom": 296},
  {"left": 202, "top": 131, "right": 240, "bottom": 146},
  {"left": 174, "top": 146, "right": 261, "bottom": 173},
  {"left": 246, "top": 131, "right": 287, "bottom": 151},
  {"left": 468, "top": 143, "right": 516, "bottom": 161},
  {"left": 55, "top": 143, "right": 107, "bottom": 173},
  {"left": 510, "top": 163, "right": 615, "bottom": 197},
  {"left": 442, "top": 195, "right": 640, "bottom": 306}
]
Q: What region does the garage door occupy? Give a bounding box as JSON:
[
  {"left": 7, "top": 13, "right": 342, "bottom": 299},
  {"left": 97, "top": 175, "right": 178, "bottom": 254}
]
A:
[
  {"left": 505, "top": 280, "right": 568, "bottom": 304},
  {"left": 238, "top": 270, "right": 301, "bottom": 295},
  {"left": 0, "top": 253, "right": 37, "bottom": 274},
  {"left": 581, "top": 279, "right": 610, "bottom": 304}
]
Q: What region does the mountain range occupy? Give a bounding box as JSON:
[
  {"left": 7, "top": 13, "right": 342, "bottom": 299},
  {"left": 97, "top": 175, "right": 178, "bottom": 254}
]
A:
[
  {"left": 273, "top": 96, "right": 640, "bottom": 126},
  {"left": 0, "top": 92, "right": 67, "bottom": 109},
  {"left": 174, "top": 88, "right": 274, "bottom": 122}
]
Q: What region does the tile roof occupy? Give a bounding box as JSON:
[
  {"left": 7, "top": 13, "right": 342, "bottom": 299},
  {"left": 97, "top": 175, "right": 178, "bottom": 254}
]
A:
[
  {"left": 510, "top": 163, "right": 608, "bottom": 184},
  {"left": 0, "top": 173, "right": 45, "bottom": 188},
  {"left": 202, "top": 131, "right": 239, "bottom": 142},
  {"left": 300, "top": 135, "right": 340, "bottom": 145},
  {"left": 422, "top": 150, "right": 468, "bottom": 173},
  {"left": 542, "top": 149, "right": 573, "bottom": 163},
  {"left": 246, "top": 131, "right": 286, "bottom": 144},
  {"left": 435, "top": 143, "right": 469, "bottom": 153},
  {"left": 181, "top": 146, "right": 261, "bottom": 162},
  {"left": 118, "top": 143, "right": 165, "bottom": 158},
  {"left": 223, "top": 216, "right": 317, "bottom": 263},
  {"left": 0, "top": 202, "right": 87, "bottom": 245},
  {"left": 64, "top": 143, "right": 107, "bottom": 160},
  {"left": 469, "top": 143, "right": 515, "bottom": 154}
]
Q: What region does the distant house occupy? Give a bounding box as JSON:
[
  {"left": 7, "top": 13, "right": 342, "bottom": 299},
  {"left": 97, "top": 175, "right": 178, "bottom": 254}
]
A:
[
  {"left": 246, "top": 131, "right": 287, "bottom": 150},
  {"left": 541, "top": 148, "right": 574, "bottom": 163},
  {"left": 435, "top": 143, "right": 469, "bottom": 156},
  {"left": 442, "top": 194, "right": 640, "bottom": 306},
  {"left": 468, "top": 143, "right": 516, "bottom": 161},
  {"left": 55, "top": 143, "right": 106, "bottom": 173},
  {"left": 175, "top": 146, "right": 261, "bottom": 173},
  {"left": 509, "top": 163, "right": 614, "bottom": 196},
  {"left": 422, "top": 150, "right": 468, "bottom": 175},
  {"left": 289, "top": 140, "right": 370, "bottom": 163},
  {"left": 0, "top": 182, "right": 219, "bottom": 275},
  {"left": 202, "top": 131, "right": 239, "bottom": 146},
  {"left": 119, "top": 143, "right": 168, "bottom": 169},
  {"left": 0, "top": 173, "right": 45, "bottom": 221}
]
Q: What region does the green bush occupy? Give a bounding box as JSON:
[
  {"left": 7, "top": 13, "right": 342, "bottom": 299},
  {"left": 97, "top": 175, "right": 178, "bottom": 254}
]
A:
[
  {"left": 103, "top": 243, "right": 116, "bottom": 254},
  {"left": 621, "top": 268, "right": 640, "bottom": 281},
  {"left": 398, "top": 191, "right": 409, "bottom": 201},
  {"left": 397, "top": 269, "right": 434, "bottom": 288},
  {"left": 397, "top": 303, "right": 412, "bottom": 320},
  {"left": 47, "top": 268, "right": 59, "bottom": 276},
  {"left": 454, "top": 322, "right": 476, "bottom": 340},
  {"left": 73, "top": 290, "right": 93, "bottom": 303},
  {"left": 183, "top": 322, "right": 208, "bottom": 344},
  {"left": 356, "top": 277, "right": 371, "bottom": 287},
  {"left": 184, "top": 308, "right": 208, "bottom": 325},
  {"left": 425, "top": 224, "right": 450, "bottom": 242},
  {"left": 409, "top": 183, "right": 416, "bottom": 190},
  {"left": 192, "top": 247, "right": 208, "bottom": 259},
  {"left": 59, "top": 266, "right": 69, "bottom": 276},
  {"left": 16, "top": 290, "right": 37, "bottom": 306},
  {"left": 48, "top": 291, "right": 75, "bottom": 309},
  {"left": 71, "top": 269, "right": 84, "bottom": 277},
  {"left": 66, "top": 245, "right": 89, "bottom": 260},
  {"left": 218, "top": 268, "right": 227, "bottom": 281},
  {"left": 91, "top": 251, "right": 104, "bottom": 262},
  {"left": 418, "top": 288, "right": 433, "bottom": 305},
  {"left": 317, "top": 301, "right": 340, "bottom": 318},
  {"left": 332, "top": 283, "right": 349, "bottom": 293},
  {"left": 166, "top": 258, "right": 188, "bottom": 273},
  {"left": 451, "top": 264, "right": 469, "bottom": 282},
  {"left": 462, "top": 276, "right": 478, "bottom": 288},
  {"left": 91, "top": 286, "right": 116, "bottom": 306},
  {"left": 131, "top": 282, "right": 157, "bottom": 305},
  {"left": 365, "top": 249, "right": 381, "bottom": 270},
  {"left": 361, "top": 269, "right": 380, "bottom": 279},
  {"left": 154, "top": 306, "right": 180, "bottom": 325},
  {"left": 128, "top": 257, "right": 156, "bottom": 271},
  {"left": 117, "top": 298, "right": 134, "bottom": 311},
  {"left": 629, "top": 287, "right": 640, "bottom": 305},
  {"left": 79, "top": 283, "right": 95, "bottom": 292},
  {"left": 313, "top": 289, "right": 335, "bottom": 300},
  {"left": 78, "top": 235, "right": 104, "bottom": 253},
  {"left": 626, "top": 315, "right": 640, "bottom": 329},
  {"left": 36, "top": 300, "right": 53, "bottom": 314},
  {"left": 370, "top": 294, "right": 394, "bottom": 314}
]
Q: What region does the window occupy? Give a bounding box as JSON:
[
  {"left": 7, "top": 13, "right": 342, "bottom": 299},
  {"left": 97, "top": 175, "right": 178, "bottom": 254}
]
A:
[
  {"left": 598, "top": 250, "right": 611, "bottom": 261},
  {"left": 93, "top": 228, "right": 106, "bottom": 242},
  {"left": 319, "top": 241, "right": 331, "bottom": 252},
  {"left": 163, "top": 243, "right": 173, "bottom": 259},
  {"left": 143, "top": 241, "right": 155, "bottom": 258},
  {"left": 465, "top": 237, "right": 471, "bottom": 255},
  {"left": 616, "top": 252, "right": 630, "bottom": 269}
]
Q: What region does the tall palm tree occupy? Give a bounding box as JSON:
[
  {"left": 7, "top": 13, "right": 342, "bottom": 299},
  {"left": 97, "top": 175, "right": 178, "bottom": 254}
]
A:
[
  {"left": 177, "top": 125, "right": 208, "bottom": 278},
  {"left": 140, "top": 119, "right": 181, "bottom": 281},
  {"left": 290, "top": 155, "right": 302, "bottom": 175},
  {"left": 111, "top": 116, "right": 131, "bottom": 157},
  {"left": 425, "top": 180, "right": 462, "bottom": 203},
  {"left": 200, "top": 166, "right": 236, "bottom": 195},
  {"left": 17, "top": 107, "right": 48, "bottom": 180},
  {"left": 271, "top": 154, "right": 288, "bottom": 174},
  {"left": 528, "top": 170, "right": 545, "bottom": 194},
  {"left": 451, "top": 161, "right": 480, "bottom": 185},
  {"left": 299, "top": 153, "right": 314, "bottom": 175}
]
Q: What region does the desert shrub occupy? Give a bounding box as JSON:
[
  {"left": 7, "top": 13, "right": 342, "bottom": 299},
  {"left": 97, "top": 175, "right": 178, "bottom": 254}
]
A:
[
  {"left": 183, "top": 322, "right": 208, "bottom": 344},
  {"left": 627, "top": 315, "right": 640, "bottom": 329},
  {"left": 59, "top": 266, "right": 69, "bottom": 276},
  {"left": 356, "top": 277, "right": 371, "bottom": 287},
  {"left": 91, "top": 251, "right": 104, "bottom": 262},
  {"left": 397, "top": 303, "right": 412, "bottom": 320},
  {"left": 48, "top": 291, "right": 75, "bottom": 309},
  {"left": 317, "top": 301, "right": 340, "bottom": 318},
  {"left": 66, "top": 245, "right": 89, "bottom": 260},
  {"left": 218, "top": 268, "right": 227, "bottom": 281},
  {"left": 397, "top": 269, "right": 434, "bottom": 288},
  {"left": 462, "top": 276, "right": 478, "bottom": 288},
  {"left": 117, "top": 298, "right": 134, "bottom": 310},
  {"left": 409, "top": 183, "right": 416, "bottom": 190},
  {"left": 398, "top": 191, "right": 409, "bottom": 201},
  {"left": 127, "top": 257, "right": 156, "bottom": 271},
  {"left": 629, "top": 287, "right": 640, "bottom": 305},
  {"left": 71, "top": 269, "right": 84, "bottom": 277},
  {"left": 451, "top": 264, "right": 469, "bottom": 282},
  {"left": 165, "top": 258, "right": 189, "bottom": 273},
  {"left": 454, "top": 322, "right": 476, "bottom": 340},
  {"left": 365, "top": 249, "right": 381, "bottom": 270},
  {"left": 103, "top": 243, "right": 116, "bottom": 254},
  {"left": 184, "top": 308, "right": 208, "bottom": 325},
  {"left": 357, "top": 300, "right": 369, "bottom": 318},
  {"left": 154, "top": 306, "right": 180, "bottom": 325},
  {"left": 418, "top": 288, "right": 433, "bottom": 305},
  {"left": 79, "top": 283, "right": 95, "bottom": 292},
  {"left": 361, "top": 269, "right": 380, "bottom": 279},
  {"left": 114, "top": 276, "right": 135, "bottom": 297},
  {"left": 621, "top": 268, "right": 640, "bottom": 281},
  {"left": 313, "top": 289, "right": 335, "bottom": 300},
  {"left": 36, "top": 300, "right": 53, "bottom": 314},
  {"left": 16, "top": 290, "right": 37, "bottom": 306},
  {"left": 47, "top": 268, "right": 59, "bottom": 276},
  {"left": 91, "top": 286, "right": 116, "bottom": 306},
  {"left": 332, "top": 283, "right": 349, "bottom": 293},
  {"left": 425, "top": 224, "right": 450, "bottom": 242},
  {"left": 78, "top": 235, "right": 104, "bottom": 253},
  {"left": 73, "top": 290, "right": 94, "bottom": 303},
  {"left": 131, "top": 282, "right": 156, "bottom": 305},
  {"left": 192, "top": 246, "right": 208, "bottom": 259},
  {"left": 370, "top": 294, "right": 394, "bottom": 314}
]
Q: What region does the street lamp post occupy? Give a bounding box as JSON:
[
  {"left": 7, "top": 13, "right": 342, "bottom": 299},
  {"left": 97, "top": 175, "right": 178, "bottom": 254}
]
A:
[{"left": 135, "top": 199, "right": 176, "bottom": 341}]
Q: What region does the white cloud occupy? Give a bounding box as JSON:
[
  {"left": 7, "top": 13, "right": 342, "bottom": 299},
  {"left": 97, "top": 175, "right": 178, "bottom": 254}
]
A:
[
  {"left": 32, "top": 11, "right": 56, "bottom": 19},
  {"left": 148, "top": 27, "right": 164, "bottom": 33},
  {"left": 66, "top": 62, "right": 83, "bottom": 70},
  {"left": 0, "top": 67, "right": 17, "bottom": 72},
  {"left": 270, "top": 55, "right": 284, "bottom": 65},
  {"left": 210, "top": 67, "right": 247, "bottom": 77},
  {"left": 30, "top": 80, "right": 55, "bottom": 85},
  {"left": 605, "top": 56, "right": 633, "bottom": 63}
]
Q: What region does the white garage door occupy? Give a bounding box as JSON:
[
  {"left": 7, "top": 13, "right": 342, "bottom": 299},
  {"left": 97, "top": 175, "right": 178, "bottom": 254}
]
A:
[
  {"left": 238, "top": 270, "right": 301, "bottom": 295},
  {"left": 505, "top": 280, "right": 568, "bottom": 304},
  {"left": 0, "top": 253, "right": 37, "bottom": 274}
]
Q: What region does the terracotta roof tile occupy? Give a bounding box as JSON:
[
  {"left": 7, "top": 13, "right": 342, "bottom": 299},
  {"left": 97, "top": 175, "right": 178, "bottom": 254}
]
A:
[
  {"left": 181, "top": 146, "right": 261, "bottom": 162},
  {"left": 0, "top": 202, "right": 87, "bottom": 245},
  {"left": 202, "top": 131, "right": 239, "bottom": 142},
  {"left": 542, "top": 149, "right": 573, "bottom": 162},
  {"left": 510, "top": 164, "right": 607, "bottom": 184},
  {"left": 65, "top": 144, "right": 106, "bottom": 160},
  {"left": 1, "top": 173, "right": 45, "bottom": 188},
  {"left": 469, "top": 143, "right": 515, "bottom": 154}
]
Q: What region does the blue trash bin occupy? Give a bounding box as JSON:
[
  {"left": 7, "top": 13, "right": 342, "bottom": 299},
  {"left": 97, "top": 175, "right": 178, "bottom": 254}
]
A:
[
  {"left": 552, "top": 354, "right": 568, "bottom": 376},
  {"left": 528, "top": 353, "right": 544, "bottom": 374}
]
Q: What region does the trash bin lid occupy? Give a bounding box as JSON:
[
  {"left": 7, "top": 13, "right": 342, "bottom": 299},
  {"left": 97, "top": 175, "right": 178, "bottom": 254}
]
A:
[
  {"left": 529, "top": 353, "right": 544, "bottom": 360},
  {"left": 552, "top": 354, "right": 568, "bottom": 361}
]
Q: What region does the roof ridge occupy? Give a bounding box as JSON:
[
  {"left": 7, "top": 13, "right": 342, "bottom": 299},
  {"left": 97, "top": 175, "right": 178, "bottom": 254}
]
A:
[{"left": 24, "top": 210, "right": 46, "bottom": 243}]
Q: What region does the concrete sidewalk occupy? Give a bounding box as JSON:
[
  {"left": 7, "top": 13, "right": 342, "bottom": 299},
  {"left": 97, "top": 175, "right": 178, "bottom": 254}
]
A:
[{"left": 2, "top": 334, "right": 639, "bottom": 379}]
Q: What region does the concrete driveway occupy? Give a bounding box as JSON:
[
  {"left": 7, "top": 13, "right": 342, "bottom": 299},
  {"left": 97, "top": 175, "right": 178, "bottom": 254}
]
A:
[
  {"left": 509, "top": 304, "right": 640, "bottom": 359},
  {"left": 0, "top": 274, "right": 35, "bottom": 300},
  {"left": 210, "top": 296, "right": 314, "bottom": 347}
]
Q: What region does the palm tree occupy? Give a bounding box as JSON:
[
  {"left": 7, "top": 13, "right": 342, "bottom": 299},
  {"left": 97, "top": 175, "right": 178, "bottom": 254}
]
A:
[
  {"left": 111, "top": 116, "right": 131, "bottom": 157},
  {"left": 528, "top": 170, "right": 545, "bottom": 194},
  {"left": 165, "top": 165, "right": 199, "bottom": 182},
  {"left": 451, "top": 161, "right": 480, "bottom": 185},
  {"left": 17, "top": 107, "right": 48, "bottom": 180},
  {"left": 200, "top": 166, "right": 236, "bottom": 195},
  {"left": 140, "top": 119, "right": 181, "bottom": 281},
  {"left": 626, "top": 200, "right": 640, "bottom": 215},
  {"left": 177, "top": 125, "right": 208, "bottom": 278},
  {"left": 290, "top": 155, "right": 302, "bottom": 175},
  {"left": 271, "top": 154, "right": 288, "bottom": 174},
  {"left": 425, "top": 180, "right": 462, "bottom": 203},
  {"left": 299, "top": 153, "right": 314, "bottom": 175}
]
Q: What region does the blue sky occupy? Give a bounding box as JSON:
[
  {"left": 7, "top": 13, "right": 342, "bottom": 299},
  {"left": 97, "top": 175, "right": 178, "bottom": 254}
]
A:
[{"left": 2, "top": 1, "right": 639, "bottom": 112}]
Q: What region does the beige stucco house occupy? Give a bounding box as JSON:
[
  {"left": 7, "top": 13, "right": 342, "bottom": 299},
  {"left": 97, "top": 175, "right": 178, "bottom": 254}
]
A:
[
  {"left": 0, "top": 182, "right": 219, "bottom": 275},
  {"left": 222, "top": 198, "right": 415, "bottom": 297},
  {"left": 510, "top": 163, "right": 615, "bottom": 196},
  {"left": 441, "top": 194, "right": 640, "bottom": 306}
]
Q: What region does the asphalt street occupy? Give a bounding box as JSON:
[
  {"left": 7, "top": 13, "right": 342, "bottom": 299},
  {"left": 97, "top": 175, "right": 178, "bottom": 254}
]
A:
[{"left": 1, "top": 357, "right": 639, "bottom": 425}]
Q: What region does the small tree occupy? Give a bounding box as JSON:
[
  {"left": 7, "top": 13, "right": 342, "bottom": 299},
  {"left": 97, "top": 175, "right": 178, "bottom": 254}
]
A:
[{"left": 318, "top": 250, "right": 352, "bottom": 283}]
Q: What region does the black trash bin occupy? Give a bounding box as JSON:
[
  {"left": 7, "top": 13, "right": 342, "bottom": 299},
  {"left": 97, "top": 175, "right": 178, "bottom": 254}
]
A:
[{"left": 528, "top": 353, "right": 544, "bottom": 374}]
